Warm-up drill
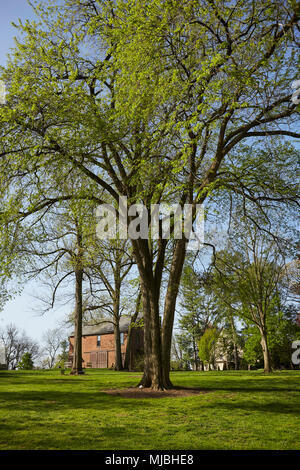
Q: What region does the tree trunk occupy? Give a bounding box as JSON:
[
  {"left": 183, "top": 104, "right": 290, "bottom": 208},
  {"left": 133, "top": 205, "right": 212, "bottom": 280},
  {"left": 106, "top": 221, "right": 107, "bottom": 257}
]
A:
[
  {"left": 71, "top": 267, "right": 84, "bottom": 375},
  {"left": 71, "top": 224, "right": 84, "bottom": 376},
  {"left": 114, "top": 321, "right": 123, "bottom": 371},
  {"left": 192, "top": 339, "right": 199, "bottom": 370},
  {"left": 130, "top": 237, "right": 167, "bottom": 390},
  {"left": 230, "top": 316, "right": 239, "bottom": 370},
  {"left": 260, "top": 329, "right": 272, "bottom": 373},
  {"left": 149, "top": 288, "right": 164, "bottom": 390},
  {"left": 233, "top": 343, "right": 239, "bottom": 370},
  {"left": 162, "top": 239, "right": 186, "bottom": 387},
  {"left": 124, "top": 289, "right": 141, "bottom": 370},
  {"left": 113, "top": 275, "right": 123, "bottom": 371},
  {"left": 132, "top": 235, "right": 186, "bottom": 390},
  {"left": 138, "top": 276, "right": 166, "bottom": 390},
  {"left": 138, "top": 280, "right": 153, "bottom": 387}
]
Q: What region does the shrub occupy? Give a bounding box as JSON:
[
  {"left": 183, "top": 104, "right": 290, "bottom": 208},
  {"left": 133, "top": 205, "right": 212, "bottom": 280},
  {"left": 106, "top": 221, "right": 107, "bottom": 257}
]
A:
[{"left": 17, "top": 352, "right": 34, "bottom": 370}]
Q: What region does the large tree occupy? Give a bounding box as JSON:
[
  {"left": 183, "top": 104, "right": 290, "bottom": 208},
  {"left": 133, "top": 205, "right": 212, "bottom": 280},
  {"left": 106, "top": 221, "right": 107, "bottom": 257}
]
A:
[{"left": 0, "top": 0, "right": 299, "bottom": 388}]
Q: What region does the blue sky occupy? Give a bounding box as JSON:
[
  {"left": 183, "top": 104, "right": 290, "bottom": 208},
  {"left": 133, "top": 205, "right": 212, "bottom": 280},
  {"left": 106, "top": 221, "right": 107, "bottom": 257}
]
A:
[
  {"left": 0, "top": 1, "right": 70, "bottom": 343},
  {"left": 0, "top": 1, "right": 36, "bottom": 66}
]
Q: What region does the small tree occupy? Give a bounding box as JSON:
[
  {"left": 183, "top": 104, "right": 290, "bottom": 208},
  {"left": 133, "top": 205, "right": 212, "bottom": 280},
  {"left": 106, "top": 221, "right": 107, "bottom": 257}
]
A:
[
  {"left": 0, "top": 324, "right": 39, "bottom": 370},
  {"left": 18, "top": 352, "right": 34, "bottom": 370},
  {"left": 54, "top": 340, "right": 70, "bottom": 368},
  {"left": 242, "top": 327, "right": 264, "bottom": 369},
  {"left": 42, "top": 328, "right": 67, "bottom": 369},
  {"left": 178, "top": 259, "right": 221, "bottom": 370},
  {"left": 198, "top": 328, "right": 219, "bottom": 370}
]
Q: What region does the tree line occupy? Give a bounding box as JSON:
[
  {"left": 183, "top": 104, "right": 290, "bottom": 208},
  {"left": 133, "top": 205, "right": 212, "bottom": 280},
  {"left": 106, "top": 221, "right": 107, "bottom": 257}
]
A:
[
  {"left": 0, "top": 324, "right": 69, "bottom": 370},
  {"left": 173, "top": 215, "right": 300, "bottom": 372}
]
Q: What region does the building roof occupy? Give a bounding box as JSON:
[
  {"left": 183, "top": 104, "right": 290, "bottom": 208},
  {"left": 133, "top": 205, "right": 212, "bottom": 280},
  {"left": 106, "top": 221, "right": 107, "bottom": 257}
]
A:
[{"left": 70, "top": 315, "right": 140, "bottom": 337}]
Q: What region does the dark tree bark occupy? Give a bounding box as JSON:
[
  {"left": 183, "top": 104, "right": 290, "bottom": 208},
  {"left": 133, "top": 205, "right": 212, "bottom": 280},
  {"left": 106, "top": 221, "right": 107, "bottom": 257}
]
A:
[
  {"left": 113, "top": 265, "right": 123, "bottom": 370},
  {"left": 124, "top": 289, "right": 141, "bottom": 370},
  {"left": 114, "top": 321, "right": 123, "bottom": 371},
  {"left": 137, "top": 261, "right": 165, "bottom": 390},
  {"left": 162, "top": 238, "right": 186, "bottom": 387},
  {"left": 71, "top": 225, "right": 84, "bottom": 375},
  {"left": 138, "top": 280, "right": 153, "bottom": 387},
  {"left": 260, "top": 328, "right": 272, "bottom": 373},
  {"left": 230, "top": 316, "right": 239, "bottom": 370},
  {"left": 71, "top": 267, "right": 84, "bottom": 375}
]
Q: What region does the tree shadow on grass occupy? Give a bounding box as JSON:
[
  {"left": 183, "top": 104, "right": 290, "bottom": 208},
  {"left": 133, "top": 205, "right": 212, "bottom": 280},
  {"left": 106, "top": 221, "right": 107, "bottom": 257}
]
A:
[
  {"left": 1, "top": 385, "right": 299, "bottom": 416},
  {"left": 1, "top": 371, "right": 300, "bottom": 418},
  {"left": 200, "top": 385, "right": 300, "bottom": 393},
  {"left": 176, "top": 375, "right": 300, "bottom": 394},
  {"left": 194, "top": 398, "right": 300, "bottom": 416},
  {"left": 0, "top": 390, "right": 149, "bottom": 412}
]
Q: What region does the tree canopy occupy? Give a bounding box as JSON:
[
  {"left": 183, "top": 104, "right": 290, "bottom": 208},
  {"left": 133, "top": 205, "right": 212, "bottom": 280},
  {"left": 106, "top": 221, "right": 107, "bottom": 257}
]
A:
[{"left": 0, "top": 0, "right": 299, "bottom": 388}]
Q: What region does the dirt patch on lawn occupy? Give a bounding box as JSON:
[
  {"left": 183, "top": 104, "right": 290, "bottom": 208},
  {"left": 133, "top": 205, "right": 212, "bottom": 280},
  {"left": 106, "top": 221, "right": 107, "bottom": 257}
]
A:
[{"left": 102, "top": 386, "right": 208, "bottom": 399}]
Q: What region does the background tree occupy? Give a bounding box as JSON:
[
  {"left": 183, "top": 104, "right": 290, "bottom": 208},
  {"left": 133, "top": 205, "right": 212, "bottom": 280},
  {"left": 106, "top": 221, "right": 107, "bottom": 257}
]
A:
[
  {"left": 0, "top": 324, "right": 39, "bottom": 370},
  {"left": 177, "top": 259, "right": 221, "bottom": 369},
  {"left": 42, "top": 327, "right": 66, "bottom": 369},
  {"left": 83, "top": 238, "right": 135, "bottom": 370},
  {"left": 198, "top": 327, "right": 220, "bottom": 370},
  {"left": 242, "top": 303, "right": 300, "bottom": 369},
  {"left": 17, "top": 352, "right": 34, "bottom": 370},
  {"left": 219, "top": 313, "right": 242, "bottom": 370},
  {"left": 242, "top": 327, "right": 264, "bottom": 369},
  {"left": 268, "top": 304, "right": 300, "bottom": 369},
  {"left": 123, "top": 287, "right": 142, "bottom": 371},
  {"left": 212, "top": 221, "right": 291, "bottom": 372},
  {"left": 170, "top": 335, "right": 187, "bottom": 370},
  {"left": 13, "top": 196, "right": 104, "bottom": 375}
]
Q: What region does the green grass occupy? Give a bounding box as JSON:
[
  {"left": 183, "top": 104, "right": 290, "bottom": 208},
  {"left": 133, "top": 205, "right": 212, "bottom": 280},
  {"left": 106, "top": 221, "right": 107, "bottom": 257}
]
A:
[{"left": 0, "top": 369, "right": 299, "bottom": 450}]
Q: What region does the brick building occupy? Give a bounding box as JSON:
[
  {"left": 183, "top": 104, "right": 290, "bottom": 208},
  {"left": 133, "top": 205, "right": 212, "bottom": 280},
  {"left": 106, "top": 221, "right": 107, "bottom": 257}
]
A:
[{"left": 68, "top": 316, "right": 143, "bottom": 369}]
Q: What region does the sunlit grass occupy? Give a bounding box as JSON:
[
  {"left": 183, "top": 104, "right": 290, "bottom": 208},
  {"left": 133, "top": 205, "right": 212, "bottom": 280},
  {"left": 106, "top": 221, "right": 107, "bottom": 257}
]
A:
[{"left": 0, "top": 369, "right": 299, "bottom": 450}]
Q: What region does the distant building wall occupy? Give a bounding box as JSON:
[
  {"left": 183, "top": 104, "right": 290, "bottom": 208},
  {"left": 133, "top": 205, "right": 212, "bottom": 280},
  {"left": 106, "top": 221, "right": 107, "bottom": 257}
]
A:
[
  {"left": 69, "top": 332, "right": 128, "bottom": 368},
  {"left": 68, "top": 328, "right": 144, "bottom": 369}
]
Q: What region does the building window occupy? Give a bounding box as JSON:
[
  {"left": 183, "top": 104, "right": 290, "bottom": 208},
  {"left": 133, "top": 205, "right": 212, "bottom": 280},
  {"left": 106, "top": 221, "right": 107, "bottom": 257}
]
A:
[
  {"left": 120, "top": 333, "right": 124, "bottom": 345},
  {"left": 97, "top": 335, "right": 101, "bottom": 347}
]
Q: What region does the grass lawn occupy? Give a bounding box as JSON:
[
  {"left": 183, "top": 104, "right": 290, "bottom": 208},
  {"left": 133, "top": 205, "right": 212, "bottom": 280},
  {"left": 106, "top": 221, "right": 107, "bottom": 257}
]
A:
[{"left": 0, "top": 369, "right": 299, "bottom": 450}]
